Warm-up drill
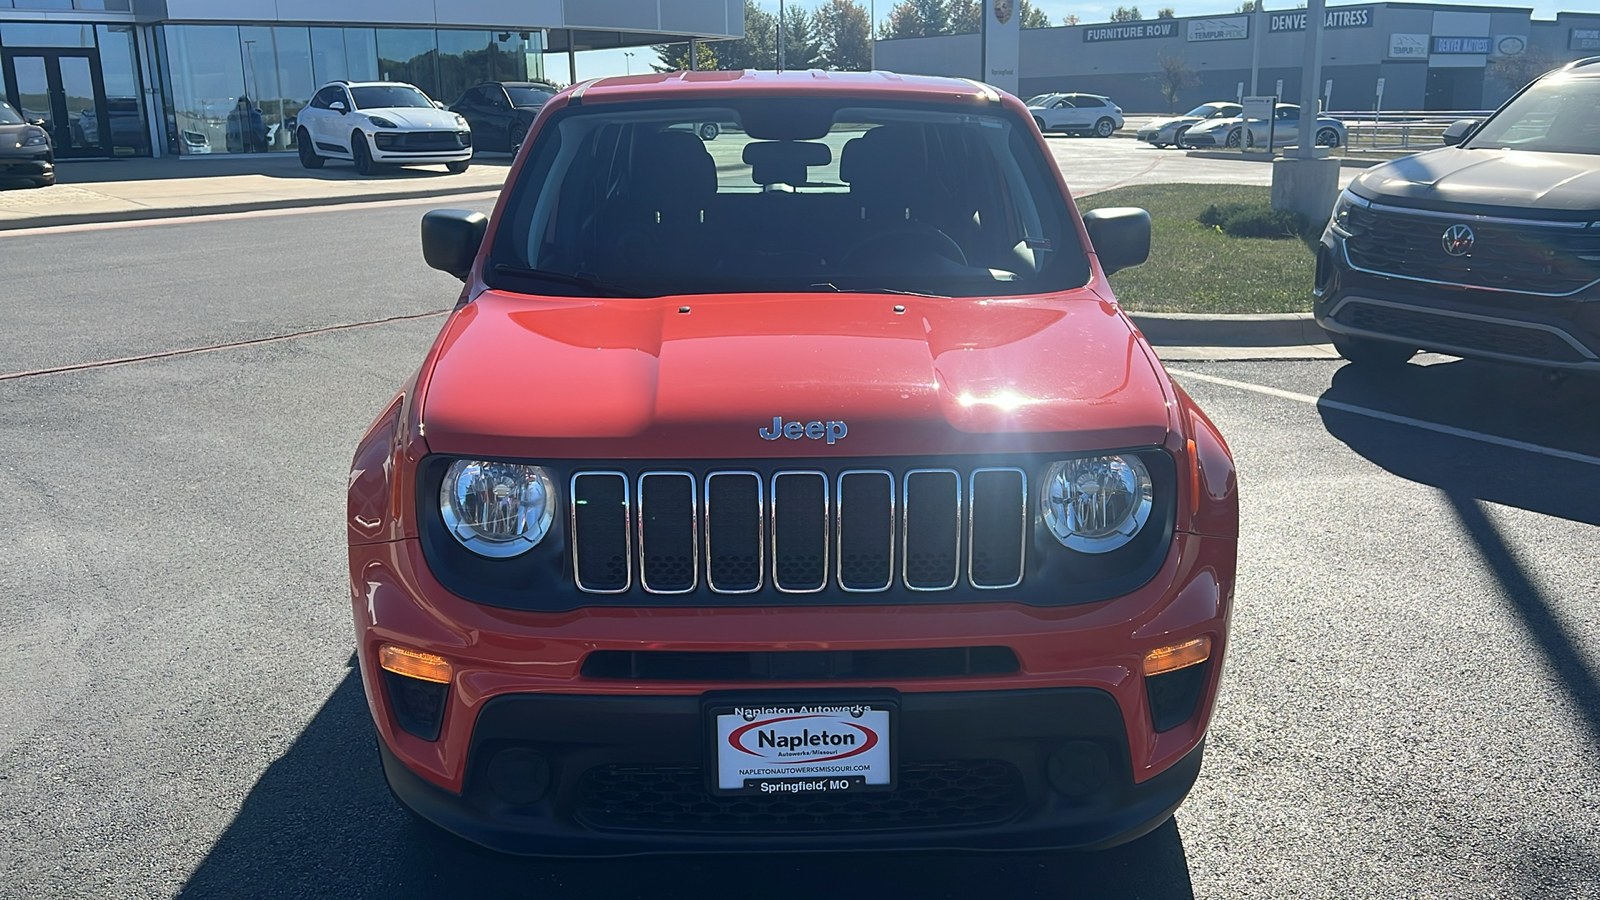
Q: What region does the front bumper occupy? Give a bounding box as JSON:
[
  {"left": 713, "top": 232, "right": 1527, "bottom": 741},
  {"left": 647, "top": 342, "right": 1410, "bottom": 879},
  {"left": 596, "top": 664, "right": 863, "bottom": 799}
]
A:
[
  {"left": 1316, "top": 232, "right": 1600, "bottom": 370},
  {"left": 369, "top": 129, "right": 471, "bottom": 165},
  {"left": 378, "top": 688, "right": 1208, "bottom": 856},
  {"left": 0, "top": 149, "right": 53, "bottom": 181}
]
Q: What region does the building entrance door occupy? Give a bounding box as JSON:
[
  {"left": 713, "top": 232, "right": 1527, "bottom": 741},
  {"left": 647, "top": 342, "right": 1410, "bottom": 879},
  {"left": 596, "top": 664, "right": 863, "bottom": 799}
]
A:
[{"left": 2, "top": 50, "right": 110, "bottom": 158}]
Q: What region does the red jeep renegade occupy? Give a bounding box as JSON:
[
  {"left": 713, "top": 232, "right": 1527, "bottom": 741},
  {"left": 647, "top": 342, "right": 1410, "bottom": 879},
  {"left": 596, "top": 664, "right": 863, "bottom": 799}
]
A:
[{"left": 347, "top": 71, "right": 1238, "bottom": 856}]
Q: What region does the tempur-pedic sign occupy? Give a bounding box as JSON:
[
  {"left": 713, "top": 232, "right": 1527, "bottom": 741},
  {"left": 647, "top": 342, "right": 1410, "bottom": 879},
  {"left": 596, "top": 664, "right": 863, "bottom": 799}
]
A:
[
  {"left": 1188, "top": 16, "right": 1249, "bottom": 42},
  {"left": 1268, "top": 7, "right": 1373, "bottom": 32},
  {"left": 1083, "top": 20, "right": 1178, "bottom": 42}
]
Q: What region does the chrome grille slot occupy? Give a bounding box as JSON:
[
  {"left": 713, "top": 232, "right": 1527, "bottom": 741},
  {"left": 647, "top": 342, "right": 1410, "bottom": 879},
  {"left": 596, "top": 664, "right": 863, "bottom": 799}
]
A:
[
  {"left": 705, "top": 472, "right": 763, "bottom": 593},
  {"left": 837, "top": 470, "right": 894, "bottom": 592},
  {"left": 903, "top": 469, "right": 961, "bottom": 591},
  {"left": 772, "top": 472, "right": 828, "bottom": 592},
  {"left": 968, "top": 468, "right": 1027, "bottom": 589},
  {"left": 571, "top": 472, "right": 630, "bottom": 593},
  {"left": 638, "top": 472, "right": 696, "bottom": 594}
]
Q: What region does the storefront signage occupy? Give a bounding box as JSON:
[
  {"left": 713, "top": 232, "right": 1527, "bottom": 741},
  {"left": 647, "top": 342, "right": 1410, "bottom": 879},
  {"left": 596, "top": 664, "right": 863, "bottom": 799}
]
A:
[
  {"left": 1187, "top": 16, "right": 1249, "bottom": 42},
  {"left": 1571, "top": 28, "right": 1600, "bottom": 51},
  {"left": 1494, "top": 35, "right": 1526, "bottom": 56},
  {"left": 1083, "top": 20, "right": 1178, "bottom": 42},
  {"left": 1268, "top": 7, "right": 1372, "bottom": 33},
  {"left": 1389, "top": 33, "right": 1430, "bottom": 58},
  {"left": 1432, "top": 36, "right": 1491, "bottom": 54}
]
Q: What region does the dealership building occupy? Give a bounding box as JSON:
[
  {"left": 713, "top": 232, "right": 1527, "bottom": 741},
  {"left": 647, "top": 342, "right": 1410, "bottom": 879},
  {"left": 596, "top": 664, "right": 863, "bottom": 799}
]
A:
[
  {"left": 875, "top": 2, "right": 1600, "bottom": 113},
  {"left": 0, "top": 0, "right": 741, "bottom": 159}
]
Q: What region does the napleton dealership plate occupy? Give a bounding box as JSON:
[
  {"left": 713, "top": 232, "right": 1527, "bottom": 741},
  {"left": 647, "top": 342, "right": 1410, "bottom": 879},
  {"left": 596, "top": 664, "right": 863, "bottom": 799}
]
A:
[{"left": 710, "top": 700, "right": 896, "bottom": 795}]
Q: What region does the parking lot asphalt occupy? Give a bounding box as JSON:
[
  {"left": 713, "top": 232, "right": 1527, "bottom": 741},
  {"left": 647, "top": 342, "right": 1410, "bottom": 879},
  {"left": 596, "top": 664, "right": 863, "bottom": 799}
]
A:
[{"left": 1, "top": 201, "right": 1595, "bottom": 899}]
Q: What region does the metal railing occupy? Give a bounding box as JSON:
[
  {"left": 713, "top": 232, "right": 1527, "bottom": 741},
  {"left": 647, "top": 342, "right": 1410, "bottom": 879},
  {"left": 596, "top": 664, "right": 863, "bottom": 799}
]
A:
[{"left": 1325, "top": 110, "right": 1493, "bottom": 151}]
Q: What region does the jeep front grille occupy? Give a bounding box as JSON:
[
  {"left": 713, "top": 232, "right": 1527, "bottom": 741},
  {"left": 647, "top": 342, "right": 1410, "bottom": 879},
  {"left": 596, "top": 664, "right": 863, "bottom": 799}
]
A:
[{"left": 569, "top": 467, "right": 1027, "bottom": 596}]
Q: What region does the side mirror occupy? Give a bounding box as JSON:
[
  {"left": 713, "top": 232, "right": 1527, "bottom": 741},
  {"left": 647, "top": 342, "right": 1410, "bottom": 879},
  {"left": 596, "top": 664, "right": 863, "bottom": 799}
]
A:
[
  {"left": 1082, "top": 207, "right": 1151, "bottom": 277},
  {"left": 1442, "top": 118, "right": 1479, "bottom": 146},
  {"left": 330, "top": 101, "right": 346, "bottom": 113},
  {"left": 422, "top": 209, "right": 489, "bottom": 281},
  {"left": 28, "top": 119, "right": 45, "bottom": 127},
  {"left": 434, "top": 100, "right": 447, "bottom": 109}
]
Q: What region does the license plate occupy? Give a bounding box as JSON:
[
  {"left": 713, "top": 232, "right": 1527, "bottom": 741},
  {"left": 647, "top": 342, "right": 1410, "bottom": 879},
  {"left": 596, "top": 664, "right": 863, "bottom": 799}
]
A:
[{"left": 709, "top": 700, "right": 895, "bottom": 796}]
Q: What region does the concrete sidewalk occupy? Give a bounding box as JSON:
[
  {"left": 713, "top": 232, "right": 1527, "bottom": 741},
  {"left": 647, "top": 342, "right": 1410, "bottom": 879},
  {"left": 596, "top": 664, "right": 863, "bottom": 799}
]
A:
[{"left": 0, "top": 152, "right": 509, "bottom": 230}]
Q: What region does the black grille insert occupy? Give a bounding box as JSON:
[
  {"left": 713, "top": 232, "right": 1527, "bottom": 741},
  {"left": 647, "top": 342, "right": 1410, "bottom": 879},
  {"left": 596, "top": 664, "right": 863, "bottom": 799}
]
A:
[
  {"left": 838, "top": 470, "right": 894, "bottom": 591},
  {"left": 581, "top": 646, "right": 1021, "bottom": 681},
  {"left": 639, "top": 473, "right": 696, "bottom": 593},
  {"left": 772, "top": 472, "right": 827, "bottom": 592},
  {"left": 904, "top": 469, "right": 960, "bottom": 590},
  {"left": 706, "top": 472, "right": 762, "bottom": 593},
  {"left": 968, "top": 469, "right": 1026, "bottom": 589},
  {"left": 1333, "top": 301, "right": 1588, "bottom": 363},
  {"left": 576, "top": 760, "right": 1026, "bottom": 832},
  {"left": 1343, "top": 206, "right": 1600, "bottom": 296},
  {"left": 572, "top": 473, "right": 629, "bottom": 593}
]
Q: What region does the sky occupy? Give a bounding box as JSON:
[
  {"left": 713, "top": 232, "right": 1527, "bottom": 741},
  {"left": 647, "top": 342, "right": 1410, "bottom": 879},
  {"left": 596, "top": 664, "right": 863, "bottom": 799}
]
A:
[{"left": 567, "top": 0, "right": 1577, "bottom": 80}]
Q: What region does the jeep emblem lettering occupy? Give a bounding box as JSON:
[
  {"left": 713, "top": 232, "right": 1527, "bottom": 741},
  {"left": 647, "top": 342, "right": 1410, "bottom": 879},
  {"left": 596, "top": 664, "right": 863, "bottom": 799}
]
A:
[{"left": 759, "top": 417, "right": 848, "bottom": 444}]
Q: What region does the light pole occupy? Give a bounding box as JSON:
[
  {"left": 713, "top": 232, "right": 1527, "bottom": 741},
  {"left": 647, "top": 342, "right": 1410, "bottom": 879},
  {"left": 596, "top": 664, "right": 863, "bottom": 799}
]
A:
[
  {"left": 778, "top": 0, "right": 786, "bottom": 72},
  {"left": 624, "top": 51, "right": 635, "bottom": 75}
]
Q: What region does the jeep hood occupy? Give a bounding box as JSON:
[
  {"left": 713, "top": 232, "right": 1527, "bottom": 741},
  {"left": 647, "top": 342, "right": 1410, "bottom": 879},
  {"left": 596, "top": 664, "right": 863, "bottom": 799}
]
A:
[
  {"left": 419, "top": 292, "right": 1174, "bottom": 459},
  {"left": 1354, "top": 147, "right": 1600, "bottom": 216}
]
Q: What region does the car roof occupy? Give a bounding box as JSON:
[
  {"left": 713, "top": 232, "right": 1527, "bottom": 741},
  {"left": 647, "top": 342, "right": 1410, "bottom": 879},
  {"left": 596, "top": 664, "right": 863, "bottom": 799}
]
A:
[
  {"left": 330, "top": 81, "right": 423, "bottom": 89},
  {"left": 563, "top": 70, "right": 1005, "bottom": 108}
]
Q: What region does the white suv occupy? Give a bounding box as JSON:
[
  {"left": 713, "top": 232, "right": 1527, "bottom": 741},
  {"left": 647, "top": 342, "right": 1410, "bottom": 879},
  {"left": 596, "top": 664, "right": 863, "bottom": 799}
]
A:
[
  {"left": 1025, "top": 93, "right": 1125, "bottom": 138},
  {"left": 297, "top": 81, "right": 472, "bottom": 175}
]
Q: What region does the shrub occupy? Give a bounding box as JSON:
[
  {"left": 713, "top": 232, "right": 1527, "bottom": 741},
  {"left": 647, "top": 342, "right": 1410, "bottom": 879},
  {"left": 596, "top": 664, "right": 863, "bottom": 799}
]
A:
[{"left": 1197, "top": 201, "right": 1313, "bottom": 241}]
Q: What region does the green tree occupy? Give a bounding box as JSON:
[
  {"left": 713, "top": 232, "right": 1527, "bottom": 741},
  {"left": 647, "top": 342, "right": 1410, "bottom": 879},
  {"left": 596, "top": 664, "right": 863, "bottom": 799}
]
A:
[
  {"left": 1156, "top": 7, "right": 1177, "bottom": 17},
  {"left": 1061, "top": 13, "right": 1081, "bottom": 24},
  {"left": 1485, "top": 45, "right": 1560, "bottom": 90},
  {"left": 879, "top": 0, "right": 951, "bottom": 38},
  {"left": 948, "top": 0, "right": 981, "bottom": 33},
  {"left": 781, "top": 9, "right": 823, "bottom": 69},
  {"left": 1149, "top": 52, "right": 1201, "bottom": 111},
  {"left": 815, "top": 0, "right": 874, "bottom": 70},
  {"left": 1020, "top": 0, "right": 1053, "bottom": 28},
  {"left": 705, "top": 0, "right": 778, "bottom": 69},
  {"left": 1234, "top": 1, "right": 1260, "bottom": 11},
  {"left": 1109, "top": 6, "right": 1143, "bottom": 21},
  {"left": 651, "top": 41, "right": 719, "bottom": 72}
]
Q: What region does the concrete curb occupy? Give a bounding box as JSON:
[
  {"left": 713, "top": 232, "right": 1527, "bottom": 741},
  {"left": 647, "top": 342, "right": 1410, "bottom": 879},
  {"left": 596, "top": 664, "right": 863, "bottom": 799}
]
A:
[
  {"left": 0, "top": 181, "right": 503, "bottom": 231},
  {"left": 1182, "top": 149, "right": 1394, "bottom": 168},
  {"left": 1129, "top": 311, "right": 1327, "bottom": 347}
]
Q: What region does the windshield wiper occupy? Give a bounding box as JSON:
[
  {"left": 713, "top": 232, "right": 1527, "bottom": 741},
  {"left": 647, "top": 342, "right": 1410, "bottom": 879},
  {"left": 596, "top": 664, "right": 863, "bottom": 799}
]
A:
[
  {"left": 809, "top": 283, "right": 946, "bottom": 298},
  {"left": 491, "top": 264, "right": 648, "bottom": 298}
]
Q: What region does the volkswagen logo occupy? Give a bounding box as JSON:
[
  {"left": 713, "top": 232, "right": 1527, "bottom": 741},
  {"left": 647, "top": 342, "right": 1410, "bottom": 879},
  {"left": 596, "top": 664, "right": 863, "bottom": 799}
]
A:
[{"left": 1441, "top": 224, "right": 1475, "bottom": 257}]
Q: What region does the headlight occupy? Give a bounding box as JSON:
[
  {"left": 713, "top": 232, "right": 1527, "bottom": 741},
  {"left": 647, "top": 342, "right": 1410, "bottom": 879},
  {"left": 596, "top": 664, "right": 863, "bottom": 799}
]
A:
[
  {"left": 23, "top": 131, "right": 48, "bottom": 147},
  {"left": 440, "top": 460, "right": 557, "bottom": 558},
  {"left": 1040, "top": 455, "right": 1153, "bottom": 553},
  {"left": 453, "top": 113, "right": 468, "bottom": 127},
  {"left": 368, "top": 116, "right": 398, "bottom": 128},
  {"left": 1329, "top": 189, "right": 1367, "bottom": 236}
]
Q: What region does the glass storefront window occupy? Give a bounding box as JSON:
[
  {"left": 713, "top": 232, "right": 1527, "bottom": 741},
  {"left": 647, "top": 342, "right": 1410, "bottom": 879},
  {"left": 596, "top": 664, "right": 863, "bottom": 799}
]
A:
[
  {"left": 0, "top": 22, "right": 96, "bottom": 47},
  {"left": 9, "top": 0, "right": 75, "bottom": 9},
  {"left": 344, "top": 28, "right": 379, "bottom": 82},
  {"left": 490, "top": 31, "right": 546, "bottom": 83},
  {"left": 376, "top": 29, "right": 438, "bottom": 98},
  {"left": 437, "top": 30, "right": 492, "bottom": 106},
  {"left": 163, "top": 25, "right": 245, "bottom": 155},
  {"left": 96, "top": 25, "right": 149, "bottom": 156},
  {"left": 236, "top": 27, "right": 277, "bottom": 153},
  {"left": 275, "top": 27, "right": 314, "bottom": 151},
  {"left": 309, "top": 27, "right": 347, "bottom": 84}
]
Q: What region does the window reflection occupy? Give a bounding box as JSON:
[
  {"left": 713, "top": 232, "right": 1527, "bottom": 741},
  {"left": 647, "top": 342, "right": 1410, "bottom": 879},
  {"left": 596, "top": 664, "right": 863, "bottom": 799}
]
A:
[
  {"left": 236, "top": 27, "right": 276, "bottom": 153},
  {"left": 275, "top": 27, "right": 314, "bottom": 152},
  {"left": 437, "top": 30, "right": 492, "bottom": 106},
  {"left": 376, "top": 29, "right": 439, "bottom": 98},
  {"left": 97, "top": 25, "right": 149, "bottom": 156},
  {"left": 164, "top": 24, "right": 245, "bottom": 155},
  {"left": 344, "top": 29, "right": 379, "bottom": 82},
  {"left": 310, "top": 27, "right": 347, "bottom": 84}
]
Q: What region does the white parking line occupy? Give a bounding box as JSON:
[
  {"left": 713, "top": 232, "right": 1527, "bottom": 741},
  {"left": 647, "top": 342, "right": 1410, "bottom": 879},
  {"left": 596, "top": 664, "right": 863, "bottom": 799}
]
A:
[
  {"left": 1168, "top": 367, "right": 1600, "bottom": 468},
  {"left": 0, "top": 190, "right": 502, "bottom": 238}
]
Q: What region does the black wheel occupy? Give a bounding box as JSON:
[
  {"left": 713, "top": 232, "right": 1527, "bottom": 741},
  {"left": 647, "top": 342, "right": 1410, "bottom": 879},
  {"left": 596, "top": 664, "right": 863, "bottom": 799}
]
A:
[
  {"left": 1174, "top": 125, "right": 1191, "bottom": 149},
  {"left": 1033, "top": 116, "right": 1048, "bottom": 134},
  {"left": 1328, "top": 332, "right": 1416, "bottom": 367},
  {"left": 351, "top": 132, "right": 376, "bottom": 176},
  {"left": 446, "top": 159, "right": 470, "bottom": 174},
  {"left": 1094, "top": 117, "right": 1116, "bottom": 138},
  {"left": 1224, "top": 129, "right": 1243, "bottom": 149},
  {"left": 297, "top": 128, "right": 323, "bottom": 169},
  {"left": 697, "top": 122, "right": 720, "bottom": 141},
  {"left": 508, "top": 122, "right": 527, "bottom": 153},
  {"left": 1316, "top": 127, "right": 1342, "bottom": 148}
]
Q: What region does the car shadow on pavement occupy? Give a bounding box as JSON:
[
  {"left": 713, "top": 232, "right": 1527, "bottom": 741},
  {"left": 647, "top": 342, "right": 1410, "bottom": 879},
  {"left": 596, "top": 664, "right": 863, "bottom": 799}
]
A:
[
  {"left": 177, "top": 665, "right": 1196, "bottom": 900},
  {"left": 54, "top": 154, "right": 513, "bottom": 185},
  {"left": 1317, "top": 361, "right": 1600, "bottom": 752}
]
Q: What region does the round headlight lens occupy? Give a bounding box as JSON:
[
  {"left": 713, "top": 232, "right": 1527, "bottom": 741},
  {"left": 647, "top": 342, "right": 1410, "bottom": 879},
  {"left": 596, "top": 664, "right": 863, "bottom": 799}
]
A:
[
  {"left": 1041, "top": 455, "right": 1153, "bottom": 553},
  {"left": 440, "top": 460, "right": 556, "bottom": 558}
]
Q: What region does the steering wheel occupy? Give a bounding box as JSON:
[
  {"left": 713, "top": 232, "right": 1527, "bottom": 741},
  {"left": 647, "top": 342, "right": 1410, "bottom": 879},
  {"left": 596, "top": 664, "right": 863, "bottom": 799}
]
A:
[{"left": 838, "top": 227, "right": 968, "bottom": 271}]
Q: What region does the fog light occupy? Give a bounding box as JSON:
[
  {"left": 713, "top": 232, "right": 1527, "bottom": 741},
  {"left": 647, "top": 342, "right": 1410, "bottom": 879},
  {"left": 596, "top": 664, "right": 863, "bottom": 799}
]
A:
[
  {"left": 486, "top": 748, "right": 552, "bottom": 805},
  {"left": 1143, "top": 636, "right": 1210, "bottom": 676},
  {"left": 380, "top": 644, "right": 452, "bottom": 683},
  {"left": 379, "top": 644, "right": 451, "bottom": 741},
  {"left": 1046, "top": 740, "right": 1111, "bottom": 797}
]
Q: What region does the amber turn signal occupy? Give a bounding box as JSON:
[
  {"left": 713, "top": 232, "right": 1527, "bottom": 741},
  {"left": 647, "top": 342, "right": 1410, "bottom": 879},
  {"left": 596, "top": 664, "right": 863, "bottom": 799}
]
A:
[
  {"left": 1144, "top": 636, "right": 1211, "bottom": 677},
  {"left": 379, "top": 644, "right": 453, "bottom": 684}
]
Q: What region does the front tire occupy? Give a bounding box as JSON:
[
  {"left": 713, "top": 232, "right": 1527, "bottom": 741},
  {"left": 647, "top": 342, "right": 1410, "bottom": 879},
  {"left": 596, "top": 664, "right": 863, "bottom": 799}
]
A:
[
  {"left": 1316, "top": 127, "right": 1342, "bottom": 148},
  {"left": 1033, "top": 116, "right": 1048, "bottom": 134},
  {"left": 508, "top": 122, "right": 527, "bottom": 154},
  {"left": 1094, "top": 117, "right": 1116, "bottom": 138},
  {"left": 1328, "top": 332, "right": 1416, "bottom": 367},
  {"left": 1174, "top": 125, "right": 1191, "bottom": 149},
  {"left": 350, "top": 132, "right": 376, "bottom": 176},
  {"left": 698, "top": 122, "right": 720, "bottom": 141},
  {"left": 446, "top": 160, "right": 470, "bottom": 174},
  {"left": 297, "top": 128, "right": 324, "bottom": 169},
  {"left": 1224, "top": 129, "right": 1243, "bottom": 149}
]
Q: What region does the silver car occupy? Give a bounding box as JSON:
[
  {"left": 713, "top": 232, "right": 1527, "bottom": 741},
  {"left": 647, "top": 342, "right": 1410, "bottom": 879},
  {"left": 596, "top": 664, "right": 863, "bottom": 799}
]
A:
[
  {"left": 1136, "top": 102, "right": 1242, "bottom": 149},
  {"left": 1026, "top": 93, "right": 1125, "bottom": 137},
  {"left": 1181, "top": 104, "right": 1347, "bottom": 150}
]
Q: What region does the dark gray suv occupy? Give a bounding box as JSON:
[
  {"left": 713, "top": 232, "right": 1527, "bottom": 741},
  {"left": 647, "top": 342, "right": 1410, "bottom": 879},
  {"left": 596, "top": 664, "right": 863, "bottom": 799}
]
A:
[{"left": 1315, "top": 57, "right": 1600, "bottom": 373}]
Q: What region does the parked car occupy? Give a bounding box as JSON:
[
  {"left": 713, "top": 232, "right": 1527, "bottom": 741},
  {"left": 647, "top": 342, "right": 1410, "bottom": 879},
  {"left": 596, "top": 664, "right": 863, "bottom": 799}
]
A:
[
  {"left": 1315, "top": 56, "right": 1600, "bottom": 371},
  {"left": 1136, "top": 102, "right": 1242, "bottom": 149},
  {"left": 351, "top": 70, "right": 1238, "bottom": 857},
  {"left": 296, "top": 81, "right": 472, "bottom": 175},
  {"left": 0, "top": 99, "right": 54, "bottom": 188},
  {"left": 1181, "top": 104, "right": 1346, "bottom": 149},
  {"left": 449, "top": 80, "right": 558, "bottom": 153},
  {"left": 1026, "top": 92, "right": 1124, "bottom": 137}
]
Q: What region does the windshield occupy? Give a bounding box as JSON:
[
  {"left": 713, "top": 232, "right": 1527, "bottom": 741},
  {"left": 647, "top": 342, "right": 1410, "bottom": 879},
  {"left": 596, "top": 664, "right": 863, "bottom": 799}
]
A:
[
  {"left": 1185, "top": 103, "right": 1239, "bottom": 118},
  {"left": 350, "top": 85, "right": 434, "bottom": 110},
  {"left": 1468, "top": 77, "right": 1600, "bottom": 155},
  {"left": 0, "top": 100, "right": 22, "bottom": 126},
  {"left": 507, "top": 86, "right": 556, "bottom": 107},
  {"left": 489, "top": 99, "right": 1088, "bottom": 299}
]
